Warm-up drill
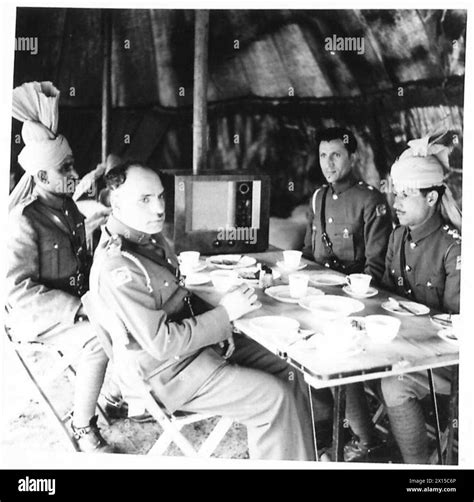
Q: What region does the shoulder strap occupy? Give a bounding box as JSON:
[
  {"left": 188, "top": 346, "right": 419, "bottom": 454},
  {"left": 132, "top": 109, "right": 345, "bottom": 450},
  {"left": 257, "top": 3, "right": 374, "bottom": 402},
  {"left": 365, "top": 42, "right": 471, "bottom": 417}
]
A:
[
  {"left": 32, "top": 200, "right": 72, "bottom": 237},
  {"left": 399, "top": 228, "right": 413, "bottom": 297}
]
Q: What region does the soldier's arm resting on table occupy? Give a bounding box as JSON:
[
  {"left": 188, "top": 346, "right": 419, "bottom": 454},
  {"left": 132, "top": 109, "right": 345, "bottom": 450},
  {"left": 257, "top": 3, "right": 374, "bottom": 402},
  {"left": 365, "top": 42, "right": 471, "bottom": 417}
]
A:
[
  {"left": 363, "top": 193, "right": 392, "bottom": 283},
  {"left": 98, "top": 260, "right": 232, "bottom": 361},
  {"left": 443, "top": 242, "right": 461, "bottom": 314},
  {"left": 6, "top": 212, "right": 82, "bottom": 328}
]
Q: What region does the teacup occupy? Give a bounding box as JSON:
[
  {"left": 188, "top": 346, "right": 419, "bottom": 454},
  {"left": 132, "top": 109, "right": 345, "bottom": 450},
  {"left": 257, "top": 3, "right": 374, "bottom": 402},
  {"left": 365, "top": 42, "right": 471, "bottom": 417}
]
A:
[
  {"left": 210, "top": 269, "right": 239, "bottom": 293},
  {"left": 179, "top": 251, "right": 200, "bottom": 273},
  {"left": 288, "top": 273, "right": 309, "bottom": 299},
  {"left": 346, "top": 273, "right": 372, "bottom": 295},
  {"left": 283, "top": 250, "right": 302, "bottom": 270},
  {"left": 365, "top": 315, "right": 401, "bottom": 343}
]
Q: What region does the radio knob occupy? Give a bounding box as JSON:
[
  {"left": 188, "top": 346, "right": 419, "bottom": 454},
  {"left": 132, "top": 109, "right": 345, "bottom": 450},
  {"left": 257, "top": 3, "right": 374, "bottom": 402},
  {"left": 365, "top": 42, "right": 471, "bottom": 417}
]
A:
[
  {"left": 213, "top": 240, "right": 221, "bottom": 247},
  {"left": 228, "top": 240, "right": 235, "bottom": 247},
  {"left": 238, "top": 183, "right": 250, "bottom": 195}
]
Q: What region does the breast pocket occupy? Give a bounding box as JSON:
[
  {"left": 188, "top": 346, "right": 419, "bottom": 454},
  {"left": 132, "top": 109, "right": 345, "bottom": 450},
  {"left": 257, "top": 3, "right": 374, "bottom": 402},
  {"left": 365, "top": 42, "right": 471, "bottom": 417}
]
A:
[
  {"left": 38, "top": 238, "right": 76, "bottom": 283},
  {"left": 332, "top": 224, "right": 355, "bottom": 262},
  {"left": 414, "top": 270, "right": 444, "bottom": 310}
]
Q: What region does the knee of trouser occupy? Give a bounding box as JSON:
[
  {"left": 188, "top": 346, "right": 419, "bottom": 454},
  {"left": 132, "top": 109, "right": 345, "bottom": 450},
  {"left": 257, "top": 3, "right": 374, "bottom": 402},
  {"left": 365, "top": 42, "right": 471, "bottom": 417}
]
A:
[
  {"left": 266, "top": 377, "right": 295, "bottom": 415},
  {"left": 381, "top": 375, "right": 418, "bottom": 408}
]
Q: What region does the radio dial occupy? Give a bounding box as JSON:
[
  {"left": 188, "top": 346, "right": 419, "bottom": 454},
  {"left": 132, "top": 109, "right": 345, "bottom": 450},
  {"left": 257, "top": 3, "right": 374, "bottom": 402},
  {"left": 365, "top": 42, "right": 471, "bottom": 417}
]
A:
[{"left": 238, "top": 183, "right": 250, "bottom": 195}]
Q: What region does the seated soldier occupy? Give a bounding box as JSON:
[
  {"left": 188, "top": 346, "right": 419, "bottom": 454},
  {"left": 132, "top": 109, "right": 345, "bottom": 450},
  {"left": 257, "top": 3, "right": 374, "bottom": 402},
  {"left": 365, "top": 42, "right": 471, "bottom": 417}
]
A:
[
  {"left": 381, "top": 135, "right": 461, "bottom": 464},
  {"left": 88, "top": 161, "right": 316, "bottom": 461},
  {"left": 6, "top": 81, "right": 115, "bottom": 452},
  {"left": 304, "top": 127, "right": 393, "bottom": 461}
]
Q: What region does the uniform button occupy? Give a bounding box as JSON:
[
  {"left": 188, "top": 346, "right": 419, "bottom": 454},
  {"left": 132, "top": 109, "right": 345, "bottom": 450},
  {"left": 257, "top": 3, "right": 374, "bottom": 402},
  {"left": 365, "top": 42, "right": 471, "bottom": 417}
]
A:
[
  {"left": 410, "top": 242, "right": 417, "bottom": 249},
  {"left": 407, "top": 289, "right": 412, "bottom": 294},
  {"left": 164, "top": 281, "right": 169, "bottom": 287},
  {"left": 324, "top": 262, "right": 330, "bottom": 268},
  {"left": 391, "top": 269, "right": 395, "bottom": 274},
  {"left": 312, "top": 225, "right": 317, "bottom": 231},
  {"left": 167, "top": 258, "right": 173, "bottom": 264},
  {"left": 151, "top": 238, "right": 156, "bottom": 244},
  {"left": 65, "top": 210, "right": 69, "bottom": 216},
  {"left": 53, "top": 243, "right": 59, "bottom": 249},
  {"left": 405, "top": 265, "right": 411, "bottom": 272},
  {"left": 328, "top": 217, "right": 334, "bottom": 223},
  {"left": 332, "top": 194, "right": 338, "bottom": 200},
  {"left": 427, "top": 281, "right": 432, "bottom": 287}
]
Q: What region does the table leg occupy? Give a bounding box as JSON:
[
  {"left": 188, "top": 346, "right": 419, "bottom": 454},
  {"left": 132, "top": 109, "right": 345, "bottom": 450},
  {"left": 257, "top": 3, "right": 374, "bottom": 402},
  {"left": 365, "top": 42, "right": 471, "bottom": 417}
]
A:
[
  {"left": 307, "top": 383, "right": 319, "bottom": 461},
  {"left": 332, "top": 385, "right": 346, "bottom": 462},
  {"left": 427, "top": 368, "right": 443, "bottom": 465},
  {"left": 446, "top": 365, "right": 459, "bottom": 465}
]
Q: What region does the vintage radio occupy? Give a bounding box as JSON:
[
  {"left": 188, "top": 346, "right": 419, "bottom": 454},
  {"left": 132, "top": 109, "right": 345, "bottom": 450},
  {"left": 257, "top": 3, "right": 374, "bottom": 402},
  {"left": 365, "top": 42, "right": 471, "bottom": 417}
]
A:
[{"left": 161, "top": 170, "right": 270, "bottom": 255}]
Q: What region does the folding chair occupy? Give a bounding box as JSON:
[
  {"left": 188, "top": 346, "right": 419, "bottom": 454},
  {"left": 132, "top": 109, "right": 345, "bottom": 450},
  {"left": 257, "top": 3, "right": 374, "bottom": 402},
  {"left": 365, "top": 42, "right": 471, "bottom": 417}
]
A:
[
  {"left": 83, "top": 292, "right": 235, "bottom": 458},
  {"left": 4, "top": 322, "right": 110, "bottom": 452}
]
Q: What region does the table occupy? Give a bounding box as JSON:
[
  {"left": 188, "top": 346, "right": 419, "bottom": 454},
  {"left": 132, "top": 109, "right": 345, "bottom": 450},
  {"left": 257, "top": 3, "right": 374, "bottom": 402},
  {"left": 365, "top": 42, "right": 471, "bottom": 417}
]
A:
[{"left": 190, "top": 250, "right": 459, "bottom": 463}]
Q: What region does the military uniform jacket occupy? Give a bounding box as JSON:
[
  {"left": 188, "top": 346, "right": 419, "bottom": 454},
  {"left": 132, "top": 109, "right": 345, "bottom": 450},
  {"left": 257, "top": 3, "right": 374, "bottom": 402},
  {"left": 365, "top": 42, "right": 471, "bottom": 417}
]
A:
[
  {"left": 89, "top": 216, "right": 232, "bottom": 413},
  {"left": 6, "top": 187, "right": 88, "bottom": 339},
  {"left": 382, "top": 212, "right": 461, "bottom": 314},
  {"left": 302, "top": 175, "right": 392, "bottom": 282}
]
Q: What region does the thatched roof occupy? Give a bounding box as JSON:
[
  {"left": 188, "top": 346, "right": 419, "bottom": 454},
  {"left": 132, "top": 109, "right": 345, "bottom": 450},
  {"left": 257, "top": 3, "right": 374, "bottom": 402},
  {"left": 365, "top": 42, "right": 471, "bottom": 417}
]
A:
[
  {"left": 14, "top": 8, "right": 466, "bottom": 107},
  {"left": 12, "top": 8, "right": 466, "bottom": 216}
]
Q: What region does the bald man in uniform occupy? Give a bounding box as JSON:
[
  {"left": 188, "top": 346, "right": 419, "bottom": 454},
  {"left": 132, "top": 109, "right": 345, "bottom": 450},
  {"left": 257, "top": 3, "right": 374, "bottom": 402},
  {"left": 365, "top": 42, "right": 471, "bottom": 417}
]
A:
[{"left": 87, "top": 161, "right": 315, "bottom": 461}]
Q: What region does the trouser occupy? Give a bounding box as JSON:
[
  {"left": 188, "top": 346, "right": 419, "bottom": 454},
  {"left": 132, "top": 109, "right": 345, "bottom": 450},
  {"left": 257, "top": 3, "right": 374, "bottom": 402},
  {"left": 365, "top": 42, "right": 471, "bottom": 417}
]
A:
[
  {"left": 179, "top": 333, "right": 315, "bottom": 461},
  {"left": 381, "top": 369, "right": 452, "bottom": 464},
  {"left": 38, "top": 321, "right": 110, "bottom": 427}
]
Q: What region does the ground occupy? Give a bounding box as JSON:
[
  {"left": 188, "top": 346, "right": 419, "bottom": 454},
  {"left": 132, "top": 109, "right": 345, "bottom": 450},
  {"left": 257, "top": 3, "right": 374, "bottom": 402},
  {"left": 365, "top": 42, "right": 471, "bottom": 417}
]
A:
[{"left": 1, "top": 339, "right": 456, "bottom": 465}]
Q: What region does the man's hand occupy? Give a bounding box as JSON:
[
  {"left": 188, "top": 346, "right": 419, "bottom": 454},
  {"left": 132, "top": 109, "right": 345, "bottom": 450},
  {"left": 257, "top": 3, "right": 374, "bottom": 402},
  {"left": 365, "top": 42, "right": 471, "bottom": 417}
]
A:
[
  {"left": 219, "top": 284, "right": 259, "bottom": 322},
  {"left": 219, "top": 334, "right": 235, "bottom": 359},
  {"left": 73, "top": 162, "right": 107, "bottom": 201}
]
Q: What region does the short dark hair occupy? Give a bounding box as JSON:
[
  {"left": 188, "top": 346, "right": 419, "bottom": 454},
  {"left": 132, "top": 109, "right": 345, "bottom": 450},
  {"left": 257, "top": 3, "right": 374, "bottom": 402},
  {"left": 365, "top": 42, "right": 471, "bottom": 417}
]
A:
[
  {"left": 315, "top": 127, "right": 358, "bottom": 154},
  {"left": 104, "top": 160, "right": 157, "bottom": 190}
]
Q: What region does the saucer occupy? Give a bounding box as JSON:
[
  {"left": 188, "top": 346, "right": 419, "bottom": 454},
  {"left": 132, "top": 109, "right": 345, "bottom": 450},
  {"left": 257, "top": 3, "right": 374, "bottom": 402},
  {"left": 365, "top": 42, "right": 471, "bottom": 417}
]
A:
[
  {"left": 436, "top": 327, "right": 458, "bottom": 346},
  {"left": 381, "top": 300, "right": 429, "bottom": 316},
  {"left": 342, "top": 285, "right": 378, "bottom": 299},
  {"left": 264, "top": 285, "right": 324, "bottom": 304},
  {"left": 180, "top": 261, "right": 207, "bottom": 274},
  {"left": 276, "top": 261, "right": 307, "bottom": 272},
  {"left": 307, "top": 272, "right": 346, "bottom": 287},
  {"left": 207, "top": 255, "right": 257, "bottom": 269}
]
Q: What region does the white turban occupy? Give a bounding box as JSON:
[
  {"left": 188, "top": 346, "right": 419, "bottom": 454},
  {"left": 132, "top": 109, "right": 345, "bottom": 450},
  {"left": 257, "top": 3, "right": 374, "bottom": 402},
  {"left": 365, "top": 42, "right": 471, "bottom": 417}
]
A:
[
  {"left": 390, "top": 135, "right": 462, "bottom": 232},
  {"left": 9, "top": 81, "right": 72, "bottom": 211}
]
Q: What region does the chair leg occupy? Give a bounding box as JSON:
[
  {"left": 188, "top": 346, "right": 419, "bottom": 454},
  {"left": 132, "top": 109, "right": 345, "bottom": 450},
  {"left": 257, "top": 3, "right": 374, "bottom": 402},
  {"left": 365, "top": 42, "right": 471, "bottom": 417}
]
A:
[
  {"left": 198, "top": 417, "right": 233, "bottom": 458},
  {"left": 13, "top": 347, "right": 80, "bottom": 452},
  {"left": 333, "top": 385, "right": 346, "bottom": 462}
]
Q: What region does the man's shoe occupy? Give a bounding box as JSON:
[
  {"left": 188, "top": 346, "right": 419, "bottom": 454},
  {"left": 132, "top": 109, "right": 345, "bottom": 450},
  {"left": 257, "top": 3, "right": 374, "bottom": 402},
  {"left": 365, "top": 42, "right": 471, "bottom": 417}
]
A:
[
  {"left": 103, "top": 394, "right": 129, "bottom": 420},
  {"left": 71, "top": 415, "right": 115, "bottom": 453},
  {"left": 103, "top": 394, "right": 155, "bottom": 423}
]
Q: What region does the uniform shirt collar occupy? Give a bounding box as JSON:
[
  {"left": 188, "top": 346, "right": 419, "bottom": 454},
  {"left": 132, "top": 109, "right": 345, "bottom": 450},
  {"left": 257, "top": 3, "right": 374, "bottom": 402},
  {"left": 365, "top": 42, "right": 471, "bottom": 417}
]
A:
[
  {"left": 331, "top": 173, "right": 357, "bottom": 195},
  {"left": 107, "top": 214, "right": 164, "bottom": 246},
  {"left": 408, "top": 211, "right": 444, "bottom": 243},
  {"left": 34, "top": 185, "right": 71, "bottom": 210}
]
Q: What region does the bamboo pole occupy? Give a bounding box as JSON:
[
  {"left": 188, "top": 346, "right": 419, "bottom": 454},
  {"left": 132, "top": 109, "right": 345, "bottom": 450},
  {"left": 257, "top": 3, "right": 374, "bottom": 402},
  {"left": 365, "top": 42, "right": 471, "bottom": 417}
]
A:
[
  {"left": 192, "top": 10, "right": 209, "bottom": 175},
  {"left": 101, "top": 9, "right": 112, "bottom": 165}
]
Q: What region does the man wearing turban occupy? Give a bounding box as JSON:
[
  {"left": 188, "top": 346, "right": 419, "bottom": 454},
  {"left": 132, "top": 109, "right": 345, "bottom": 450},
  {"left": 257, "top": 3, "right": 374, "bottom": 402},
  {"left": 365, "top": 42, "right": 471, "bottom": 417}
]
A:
[
  {"left": 380, "top": 135, "right": 461, "bottom": 464},
  {"left": 6, "top": 81, "right": 115, "bottom": 452}
]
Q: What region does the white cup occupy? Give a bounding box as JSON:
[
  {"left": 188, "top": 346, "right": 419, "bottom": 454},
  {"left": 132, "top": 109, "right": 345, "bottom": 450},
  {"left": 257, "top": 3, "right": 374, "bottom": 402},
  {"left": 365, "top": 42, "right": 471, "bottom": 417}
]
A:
[
  {"left": 283, "top": 250, "right": 302, "bottom": 270},
  {"left": 288, "top": 273, "right": 309, "bottom": 298},
  {"left": 365, "top": 315, "right": 401, "bottom": 343},
  {"left": 210, "top": 270, "right": 239, "bottom": 293},
  {"left": 346, "top": 273, "right": 372, "bottom": 295},
  {"left": 179, "top": 251, "right": 200, "bottom": 273}
]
